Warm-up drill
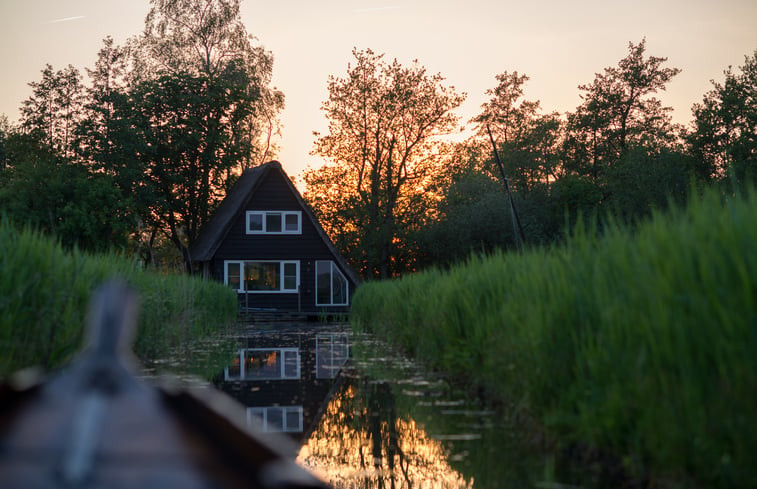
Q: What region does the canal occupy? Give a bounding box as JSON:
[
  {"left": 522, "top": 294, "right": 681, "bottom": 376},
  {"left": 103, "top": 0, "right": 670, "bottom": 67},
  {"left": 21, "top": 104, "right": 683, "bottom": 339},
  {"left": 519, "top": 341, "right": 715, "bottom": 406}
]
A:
[{"left": 145, "top": 321, "right": 583, "bottom": 489}]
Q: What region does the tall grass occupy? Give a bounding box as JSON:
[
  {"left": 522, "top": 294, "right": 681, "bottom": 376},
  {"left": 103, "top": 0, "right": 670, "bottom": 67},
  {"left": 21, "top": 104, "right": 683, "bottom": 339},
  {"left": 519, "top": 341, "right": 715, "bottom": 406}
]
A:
[
  {"left": 352, "top": 188, "right": 757, "bottom": 488},
  {"left": 0, "top": 219, "right": 238, "bottom": 377}
]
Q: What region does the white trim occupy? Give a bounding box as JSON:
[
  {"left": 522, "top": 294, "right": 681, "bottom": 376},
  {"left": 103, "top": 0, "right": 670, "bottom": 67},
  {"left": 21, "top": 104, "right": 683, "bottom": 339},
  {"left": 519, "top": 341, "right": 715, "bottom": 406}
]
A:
[
  {"left": 315, "top": 260, "right": 349, "bottom": 306},
  {"left": 247, "top": 406, "right": 304, "bottom": 433},
  {"left": 316, "top": 333, "right": 351, "bottom": 379},
  {"left": 246, "top": 211, "right": 302, "bottom": 235},
  {"left": 225, "top": 347, "right": 301, "bottom": 381},
  {"left": 224, "top": 260, "right": 300, "bottom": 293}
]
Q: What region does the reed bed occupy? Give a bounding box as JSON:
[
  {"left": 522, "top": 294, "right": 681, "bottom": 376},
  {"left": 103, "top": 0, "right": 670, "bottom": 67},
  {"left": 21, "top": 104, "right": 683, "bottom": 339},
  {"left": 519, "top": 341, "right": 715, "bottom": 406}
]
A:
[
  {"left": 352, "top": 188, "right": 756, "bottom": 488},
  {"left": 0, "top": 219, "right": 238, "bottom": 377}
]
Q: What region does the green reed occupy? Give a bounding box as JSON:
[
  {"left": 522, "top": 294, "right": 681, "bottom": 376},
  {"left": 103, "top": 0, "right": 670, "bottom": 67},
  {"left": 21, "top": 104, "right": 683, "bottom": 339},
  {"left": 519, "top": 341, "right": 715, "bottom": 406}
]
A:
[
  {"left": 352, "top": 187, "right": 757, "bottom": 488},
  {"left": 0, "top": 219, "right": 238, "bottom": 377}
]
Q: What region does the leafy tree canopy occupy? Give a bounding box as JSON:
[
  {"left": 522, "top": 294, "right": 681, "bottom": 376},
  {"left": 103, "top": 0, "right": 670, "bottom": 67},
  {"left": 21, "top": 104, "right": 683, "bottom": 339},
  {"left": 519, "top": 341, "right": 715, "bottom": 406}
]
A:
[
  {"left": 563, "top": 39, "right": 682, "bottom": 179},
  {"left": 690, "top": 50, "right": 757, "bottom": 185},
  {"left": 304, "top": 48, "right": 465, "bottom": 278}
]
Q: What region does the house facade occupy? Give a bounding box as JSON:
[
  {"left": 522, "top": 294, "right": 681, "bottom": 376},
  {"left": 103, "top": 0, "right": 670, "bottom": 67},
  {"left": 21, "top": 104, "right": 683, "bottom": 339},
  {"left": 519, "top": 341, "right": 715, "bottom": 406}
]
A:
[{"left": 189, "top": 161, "right": 360, "bottom": 315}]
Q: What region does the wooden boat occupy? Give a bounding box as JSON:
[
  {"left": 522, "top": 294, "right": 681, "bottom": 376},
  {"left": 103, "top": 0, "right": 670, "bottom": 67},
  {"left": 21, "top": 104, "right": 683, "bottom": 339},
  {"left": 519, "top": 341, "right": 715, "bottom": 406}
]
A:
[{"left": 0, "top": 281, "right": 328, "bottom": 489}]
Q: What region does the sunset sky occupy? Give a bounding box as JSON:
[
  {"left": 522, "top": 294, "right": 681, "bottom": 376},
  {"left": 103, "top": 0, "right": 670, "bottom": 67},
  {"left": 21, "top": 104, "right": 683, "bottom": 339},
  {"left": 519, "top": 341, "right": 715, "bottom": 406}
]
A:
[{"left": 1, "top": 0, "right": 755, "bottom": 181}]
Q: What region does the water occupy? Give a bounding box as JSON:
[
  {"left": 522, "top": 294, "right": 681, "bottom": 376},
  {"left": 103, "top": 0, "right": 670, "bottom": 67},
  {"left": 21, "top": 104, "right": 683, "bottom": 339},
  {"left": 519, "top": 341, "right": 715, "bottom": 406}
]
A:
[{"left": 148, "top": 322, "right": 582, "bottom": 489}]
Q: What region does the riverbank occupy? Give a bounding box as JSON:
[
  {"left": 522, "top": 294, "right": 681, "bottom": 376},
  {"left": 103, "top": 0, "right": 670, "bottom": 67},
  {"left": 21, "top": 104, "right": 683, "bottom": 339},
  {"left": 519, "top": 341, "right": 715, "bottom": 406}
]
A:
[
  {"left": 351, "top": 187, "right": 756, "bottom": 488},
  {"left": 0, "top": 219, "right": 238, "bottom": 377}
]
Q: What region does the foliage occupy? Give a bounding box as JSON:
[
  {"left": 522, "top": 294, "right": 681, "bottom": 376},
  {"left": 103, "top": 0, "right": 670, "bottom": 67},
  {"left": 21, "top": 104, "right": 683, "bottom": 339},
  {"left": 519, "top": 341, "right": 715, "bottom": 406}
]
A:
[
  {"left": 413, "top": 172, "right": 513, "bottom": 267},
  {"left": 690, "top": 50, "right": 757, "bottom": 186},
  {"left": 352, "top": 187, "right": 757, "bottom": 488},
  {"left": 2, "top": 1, "right": 284, "bottom": 262},
  {"left": 100, "top": 69, "right": 257, "bottom": 266},
  {"left": 563, "top": 39, "right": 682, "bottom": 179},
  {"left": 0, "top": 115, "right": 9, "bottom": 171},
  {"left": 472, "top": 71, "right": 562, "bottom": 192},
  {"left": 19, "top": 64, "right": 85, "bottom": 158},
  {"left": 0, "top": 133, "right": 131, "bottom": 252},
  {"left": 304, "top": 48, "right": 465, "bottom": 279},
  {"left": 135, "top": 0, "right": 284, "bottom": 168},
  {"left": 603, "top": 146, "right": 694, "bottom": 222},
  {"left": 0, "top": 218, "right": 238, "bottom": 378}
]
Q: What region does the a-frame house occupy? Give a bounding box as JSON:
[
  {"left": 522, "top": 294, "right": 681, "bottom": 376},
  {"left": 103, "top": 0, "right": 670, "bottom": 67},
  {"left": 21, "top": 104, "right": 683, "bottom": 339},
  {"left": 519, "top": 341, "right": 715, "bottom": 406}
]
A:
[{"left": 189, "top": 161, "right": 360, "bottom": 315}]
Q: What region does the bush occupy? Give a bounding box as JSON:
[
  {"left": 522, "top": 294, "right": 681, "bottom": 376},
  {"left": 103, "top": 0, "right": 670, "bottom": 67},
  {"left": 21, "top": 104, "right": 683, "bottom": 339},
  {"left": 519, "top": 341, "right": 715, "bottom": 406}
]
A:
[{"left": 0, "top": 219, "right": 237, "bottom": 377}]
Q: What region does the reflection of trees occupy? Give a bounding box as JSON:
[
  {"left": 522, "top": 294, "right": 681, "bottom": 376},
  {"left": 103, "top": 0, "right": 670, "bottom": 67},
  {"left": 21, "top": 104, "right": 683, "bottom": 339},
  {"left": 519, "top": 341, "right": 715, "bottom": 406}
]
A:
[{"left": 297, "top": 378, "right": 473, "bottom": 489}]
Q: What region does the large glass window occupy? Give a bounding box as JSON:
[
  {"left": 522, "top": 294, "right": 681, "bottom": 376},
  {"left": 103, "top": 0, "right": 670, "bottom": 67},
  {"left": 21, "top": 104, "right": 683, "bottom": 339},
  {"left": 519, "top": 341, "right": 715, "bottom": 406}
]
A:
[
  {"left": 225, "top": 348, "right": 301, "bottom": 380},
  {"left": 316, "top": 261, "right": 349, "bottom": 306},
  {"left": 225, "top": 261, "right": 299, "bottom": 293},
  {"left": 316, "top": 333, "right": 351, "bottom": 379},
  {"left": 246, "top": 211, "right": 301, "bottom": 234}
]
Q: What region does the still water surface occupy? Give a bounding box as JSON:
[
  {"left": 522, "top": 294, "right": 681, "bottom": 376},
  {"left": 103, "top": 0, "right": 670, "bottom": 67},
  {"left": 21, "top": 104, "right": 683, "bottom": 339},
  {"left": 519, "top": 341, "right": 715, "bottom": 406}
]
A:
[{"left": 148, "top": 322, "right": 558, "bottom": 488}]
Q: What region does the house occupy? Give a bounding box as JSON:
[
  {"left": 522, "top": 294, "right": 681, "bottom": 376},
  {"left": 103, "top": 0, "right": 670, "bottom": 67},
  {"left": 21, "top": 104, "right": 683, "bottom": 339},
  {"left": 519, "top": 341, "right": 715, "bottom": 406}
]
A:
[{"left": 189, "top": 161, "right": 360, "bottom": 315}]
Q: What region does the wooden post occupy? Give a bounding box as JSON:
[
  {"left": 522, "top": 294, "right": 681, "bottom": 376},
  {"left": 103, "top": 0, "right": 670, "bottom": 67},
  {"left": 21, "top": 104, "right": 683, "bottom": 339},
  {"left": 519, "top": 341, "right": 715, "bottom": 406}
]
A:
[{"left": 486, "top": 124, "right": 526, "bottom": 248}]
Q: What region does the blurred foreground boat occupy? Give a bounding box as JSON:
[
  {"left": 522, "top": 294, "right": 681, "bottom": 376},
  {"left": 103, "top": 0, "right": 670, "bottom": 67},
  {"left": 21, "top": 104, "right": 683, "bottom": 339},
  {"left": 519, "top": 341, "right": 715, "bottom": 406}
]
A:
[{"left": 0, "top": 281, "right": 328, "bottom": 489}]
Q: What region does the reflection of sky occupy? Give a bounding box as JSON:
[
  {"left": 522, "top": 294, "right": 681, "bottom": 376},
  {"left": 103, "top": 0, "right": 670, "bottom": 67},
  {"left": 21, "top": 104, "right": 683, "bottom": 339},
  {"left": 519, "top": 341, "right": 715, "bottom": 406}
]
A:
[{"left": 297, "top": 384, "right": 474, "bottom": 489}]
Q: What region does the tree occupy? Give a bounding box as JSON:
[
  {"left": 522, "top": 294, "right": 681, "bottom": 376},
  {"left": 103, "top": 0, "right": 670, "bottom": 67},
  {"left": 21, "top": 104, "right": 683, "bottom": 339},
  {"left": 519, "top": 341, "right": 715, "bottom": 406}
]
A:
[
  {"left": 690, "top": 50, "right": 757, "bottom": 186},
  {"left": 136, "top": 0, "right": 284, "bottom": 168},
  {"left": 472, "top": 71, "right": 561, "bottom": 192},
  {"left": 20, "top": 64, "right": 85, "bottom": 158},
  {"left": 304, "top": 48, "right": 465, "bottom": 278},
  {"left": 77, "top": 37, "right": 131, "bottom": 170},
  {"left": 72, "top": 1, "right": 285, "bottom": 268},
  {"left": 0, "top": 116, "right": 9, "bottom": 171},
  {"left": 0, "top": 132, "right": 130, "bottom": 252},
  {"left": 106, "top": 69, "right": 256, "bottom": 268},
  {"left": 414, "top": 171, "right": 513, "bottom": 268},
  {"left": 563, "top": 39, "right": 681, "bottom": 179}
]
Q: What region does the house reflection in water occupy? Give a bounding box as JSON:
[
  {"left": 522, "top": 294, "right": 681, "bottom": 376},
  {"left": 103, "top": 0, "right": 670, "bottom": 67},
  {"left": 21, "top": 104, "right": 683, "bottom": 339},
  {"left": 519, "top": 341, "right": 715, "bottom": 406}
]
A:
[
  {"left": 216, "top": 326, "right": 478, "bottom": 488},
  {"left": 215, "top": 326, "right": 350, "bottom": 443}
]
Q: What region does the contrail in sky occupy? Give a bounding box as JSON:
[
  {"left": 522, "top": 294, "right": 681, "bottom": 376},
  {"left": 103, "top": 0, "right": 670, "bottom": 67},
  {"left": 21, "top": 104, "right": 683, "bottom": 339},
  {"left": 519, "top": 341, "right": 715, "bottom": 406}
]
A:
[
  {"left": 352, "top": 6, "right": 403, "bottom": 13},
  {"left": 44, "top": 16, "right": 86, "bottom": 24}
]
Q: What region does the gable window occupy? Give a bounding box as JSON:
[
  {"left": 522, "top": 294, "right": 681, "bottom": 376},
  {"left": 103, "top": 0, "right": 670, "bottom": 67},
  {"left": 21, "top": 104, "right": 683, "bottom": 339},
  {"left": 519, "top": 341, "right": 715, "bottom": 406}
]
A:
[
  {"left": 225, "top": 348, "right": 301, "bottom": 381},
  {"left": 224, "top": 261, "right": 299, "bottom": 293},
  {"left": 316, "top": 261, "right": 349, "bottom": 306},
  {"left": 246, "top": 211, "right": 301, "bottom": 234},
  {"left": 316, "top": 333, "right": 351, "bottom": 379}
]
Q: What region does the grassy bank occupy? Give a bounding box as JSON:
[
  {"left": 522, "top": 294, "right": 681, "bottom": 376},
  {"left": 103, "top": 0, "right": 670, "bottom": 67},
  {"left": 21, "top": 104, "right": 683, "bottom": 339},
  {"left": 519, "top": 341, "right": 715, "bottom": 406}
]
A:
[
  {"left": 0, "top": 219, "right": 238, "bottom": 377},
  {"left": 351, "top": 188, "right": 756, "bottom": 488}
]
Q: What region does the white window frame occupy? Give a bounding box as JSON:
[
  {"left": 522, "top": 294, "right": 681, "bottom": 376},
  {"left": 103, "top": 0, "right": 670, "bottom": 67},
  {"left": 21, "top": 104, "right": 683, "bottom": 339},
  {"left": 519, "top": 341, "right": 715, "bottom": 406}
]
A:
[
  {"left": 246, "top": 211, "right": 302, "bottom": 235},
  {"left": 225, "top": 347, "right": 301, "bottom": 381},
  {"left": 316, "top": 333, "right": 351, "bottom": 379},
  {"left": 224, "top": 260, "right": 300, "bottom": 293},
  {"left": 315, "top": 261, "right": 349, "bottom": 306},
  {"left": 247, "top": 406, "right": 304, "bottom": 433}
]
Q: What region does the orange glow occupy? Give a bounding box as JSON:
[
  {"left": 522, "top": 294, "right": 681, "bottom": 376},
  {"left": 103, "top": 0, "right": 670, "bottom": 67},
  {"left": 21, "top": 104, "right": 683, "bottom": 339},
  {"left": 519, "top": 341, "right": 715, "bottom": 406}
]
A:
[{"left": 297, "top": 384, "right": 474, "bottom": 488}]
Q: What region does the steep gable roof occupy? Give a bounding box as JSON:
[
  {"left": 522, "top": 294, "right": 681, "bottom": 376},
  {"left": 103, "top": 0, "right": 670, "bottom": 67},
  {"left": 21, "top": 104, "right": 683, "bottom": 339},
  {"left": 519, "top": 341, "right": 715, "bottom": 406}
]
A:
[{"left": 189, "top": 161, "right": 360, "bottom": 286}]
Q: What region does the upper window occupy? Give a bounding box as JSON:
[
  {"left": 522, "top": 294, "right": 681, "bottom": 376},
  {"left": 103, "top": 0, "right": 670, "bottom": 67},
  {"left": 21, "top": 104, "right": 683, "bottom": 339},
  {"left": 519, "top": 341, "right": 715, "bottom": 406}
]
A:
[
  {"left": 316, "top": 261, "right": 349, "bottom": 306},
  {"left": 246, "top": 211, "right": 301, "bottom": 234}
]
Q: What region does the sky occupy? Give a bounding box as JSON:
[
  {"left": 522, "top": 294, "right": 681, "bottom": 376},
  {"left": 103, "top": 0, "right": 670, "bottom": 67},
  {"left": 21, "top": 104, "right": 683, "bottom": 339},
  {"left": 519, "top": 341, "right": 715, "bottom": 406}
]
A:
[{"left": 1, "top": 0, "right": 756, "bottom": 183}]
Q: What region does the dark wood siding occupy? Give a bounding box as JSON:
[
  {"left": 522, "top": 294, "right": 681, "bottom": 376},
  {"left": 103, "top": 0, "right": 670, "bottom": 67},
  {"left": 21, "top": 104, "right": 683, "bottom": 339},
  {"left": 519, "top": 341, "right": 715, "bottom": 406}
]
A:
[{"left": 210, "top": 169, "right": 355, "bottom": 313}]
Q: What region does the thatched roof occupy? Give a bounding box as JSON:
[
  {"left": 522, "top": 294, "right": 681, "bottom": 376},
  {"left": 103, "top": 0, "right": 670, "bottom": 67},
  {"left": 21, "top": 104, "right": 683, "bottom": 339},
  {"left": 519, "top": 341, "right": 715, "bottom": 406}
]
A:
[{"left": 189, "top": 161, "right": 360, "bottom": 286}]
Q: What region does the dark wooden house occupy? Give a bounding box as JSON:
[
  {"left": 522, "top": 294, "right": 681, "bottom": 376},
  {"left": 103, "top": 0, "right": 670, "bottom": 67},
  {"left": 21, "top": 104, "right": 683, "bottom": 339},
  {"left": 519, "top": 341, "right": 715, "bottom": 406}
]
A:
[{"left": 189, "top": 161, "right": 360, "bottom": 315}]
